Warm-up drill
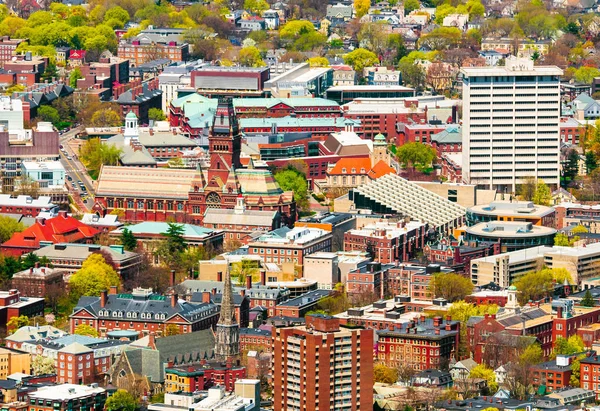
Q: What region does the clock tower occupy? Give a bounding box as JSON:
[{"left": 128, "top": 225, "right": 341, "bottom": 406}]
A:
[{"left": 207, "top": 97, "right": 241, "bottom": 187}]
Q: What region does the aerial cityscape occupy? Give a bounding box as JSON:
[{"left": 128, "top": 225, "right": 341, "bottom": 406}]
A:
[{"left": 0, "top": 0, "right": 599, "bottom": 410}]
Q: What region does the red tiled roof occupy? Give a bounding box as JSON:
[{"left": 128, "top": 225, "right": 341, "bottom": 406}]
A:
[
  {"left": 2, "top": 213, "right": 98, "bottom": 251},
  {"left": 328, "top": 157, "right": 371, "bottom": 175},
  {"left": 368, "top": 160, "right": 396, "bottom": 179}
]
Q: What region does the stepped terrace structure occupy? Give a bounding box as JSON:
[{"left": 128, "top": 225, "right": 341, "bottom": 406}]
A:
[{"left": 344, "top": 174, "right": 466, "bottom": 232}]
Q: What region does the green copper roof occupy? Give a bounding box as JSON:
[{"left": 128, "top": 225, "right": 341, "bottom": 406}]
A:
[{"left": 126, "top": 111, "right": 138, "bottom": 119}]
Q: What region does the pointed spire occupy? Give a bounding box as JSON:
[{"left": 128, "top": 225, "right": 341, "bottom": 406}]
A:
[
  {"left": 223, "top": 167, "right": 240, "bottom": 194},
  {"left": 192, "top": 162, "right": 206, "bottom": 192},
  {"left": 218, "top": 268, "right": 235, "bottom": 326}
]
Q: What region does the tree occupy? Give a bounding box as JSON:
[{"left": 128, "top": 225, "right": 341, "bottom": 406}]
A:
[
  {"left": 163, "top": 223, "right": 187, "bottom": 255},
  {"left": 41, "top": 63, "right": 58, "bottom": 83},
  {"left": 32, "top": 355, "right": 56, "bottom": 375},
  {"left": 238, "top": 46, "right": 265, "bottom": 67},
  {"left": 513, "top": 268, "right": 572, "bottom": 305},
  {"left": 518, "top": 176, "right": 536, "bottom": 201},
  {"left": 519, "top": 343, "right": 543, "bottom": 365},
  {"left": 0, "top": 215, "right": 24, "bottom": 242},
  {"left": 469, "top": 364, "right": 498, "bottom": 393},
  {"left": 244, "top": 0, "right": 269, "bottom": 14},
  {"left": 306, "top": 57, "right": 329, "bottom": 67},
  {"left": 74, "top": 324, "right": 99, "bottom": 337},
  {"left": 398, "top": 60, "right": 426, "bottom": 91},
  {"left": 552, "top": 335, "right": 585, "bottom": 358},
  {"left": 532, "top": 179, "right": 551, "bottom": 206},
  {"left": 374, "top": 363, "right": 398, "bottom": 384},
  {"left": 571, "top": 225, "right": 588, "bottom": 234},
  {"left": 7, "top": 315, "right": 29, "bottom": 334},
  {"left": 37, "top": 106, "right": 60, "bottom": 125},
  {"left": 430, "top": 273, "right": 473, "bottom": 302},
  {"left": 554, "top": 233, "right": 578, "bottom": 247},
  {"left": 103, "top": 6, "right": 130, "bottom": 28},
  {"left": 231, "top": 259, "right": 260, "bottom": 285},
  {"left": 274, "top": 166, "right": 309, "bottom": 212},
  {"left": 395, "top": 142, "right": 437, "bottom": 176},
  {"left": 69, "top": 253, "right": 121, "bottom": 299},
  {"left": 585, "top": 152, "right": 597, "bottom": 174},
  {"left": 563, "top": 149, "right": 580, "bottom": 183},
  {"left": 354, "top": 0, "right": 371, "bottom": 18},
  {"left": 67, "top": 66, "right": 83, "bottom": 89},
  {"left": 574, "top": 66, "right": 600, "bottom": 84},
  {"left": 581, "top": 289, "right": 596, "bottom": 307},
  {"left": 148, "top": 108, "right": 166, "bottom": 122},
  {"left": 105, "top": 390, "right": 137, "bottom": 411},
  {"left": 344, "top": 48, "right": 379, "bottom": 73},
  {"left": 79, "top": 138, "right": 123, "bottom": 179},
  {"left": 90, "top": 108, "right": 122, "bottom": 127},
  {"left": 426, "top": 62, "right": 455, "bottom": 94},
  {"left": 164, "top": 324, "right": 180, "bottom": 336},
  {"left": 404, "top": 0, "right": 420, "bottom": 14},
  {"left": 570, "top": 354, "right": 586, "bottom": 386},
  {"left": 279, "top": 20, "right": 316, "bottom": 40},
  {"left": 120, "top": 228, "right": 137, "bottom": 252}
]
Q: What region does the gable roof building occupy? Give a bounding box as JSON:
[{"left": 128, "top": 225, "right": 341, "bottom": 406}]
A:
[{"left": 1, "top": 211, "right": 98, "bottom": 256}]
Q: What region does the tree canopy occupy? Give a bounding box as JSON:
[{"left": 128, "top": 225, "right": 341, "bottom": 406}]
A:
[
  {"left": 0, "top": 215, "right": 24, "bottom": 243},
  {"left": 105, "top": 390, "right": 137, "bottom": 411},
  {"left": 79, "top": 138, "right": 123, "bottom": 179},
  {"left": 430, "top": 273, "right": 474, "bottom": 303},
  {"left": 74, "top": 324, "right": 99, "bottom": 337},
  {"left": 395, "top": 142, "right": 437, "bottom": 175},
  {"left": 69, "top": 253, "right": 121, "bottom": 299},
  {"left": 343, "top": 48, "right": 379, "bottom": 73},
  {"left": 513, "top": 268, "right": 572, "bottom": 305},
  {"left": 274, "top": 166, "right": 309, "bottom": 212}
]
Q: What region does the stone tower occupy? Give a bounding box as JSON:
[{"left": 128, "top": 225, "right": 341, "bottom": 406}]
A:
[
  {"left": 371, "top": 132, "right": 390, "bottom": 167},
  {"left": 214, "top": 269, "right": 240, "bottom": 363},
  {"left": 207, "top": 97, "right": 242, "bottom": 186}
]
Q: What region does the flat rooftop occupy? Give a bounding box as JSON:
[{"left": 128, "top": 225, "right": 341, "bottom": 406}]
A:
[
  {"left": 467, "top": 221, "right": 557, "bottom": 238},
  {"left": 468, "top": 200, "right": 554, "bottom": 218},
  {"left": 348, "top": 220, "right": 425, "bottom": 239}
]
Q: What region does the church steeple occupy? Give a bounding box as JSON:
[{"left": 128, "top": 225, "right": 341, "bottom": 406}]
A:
[
  {"left": 214, "top": 269, "right": 239, "bottom": 363},
  {"left": 207, "top": 97, "right": 241, "bottom": 186}
]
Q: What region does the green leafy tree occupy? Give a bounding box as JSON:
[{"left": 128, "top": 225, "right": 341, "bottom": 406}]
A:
[
  {"left": 74, "top": 324, "right": 99, "bottom": 337},
  {"left": 469, "top": 364, "right": 498, "bottom": 393},
  {"left": 69, "top": 67, "right": 83, "bottom": 88},
  {"left": 21, "top": 252, "right": 40, "bottom": 270},
  {"left": 148, "top": 108, "right": 166, "bottom": 121},
  {"left": 120, "top": 228, "right": 137, "bottom": 252},
  {"left": 32, "top": 355, "right": 56, "bottom": 375},
  {"left": 307, "top": 57, "right": 330, "bottom": 67},
  {"left": 231, "top": 259, "right": 260, "bottom": 285},
  {"left": 395, "top": 142, "right": 436, "bottom": 175},
  {"left": 532, "top": 179, "right": 551, "bottom": 206},
  {"left": 103, "top": 6, "right": 130, "bottom": 28},
  {"left": 404, "top": 0, "right": 420, "bottom": 14},
  {"left": 244, "top": 0, "right": 269, "bottom": 14},
  {"left": 343, "top": 48, "right": 379, "bottom": 73},
  {"left": 563, "top": 149, "right": 580, "bottom": 183},
  {"left": 7, "top": 315, "right": 29, "bottom": 334},
  {"left": 585, "top": 152, "right": 597, "bottom": 174},
  {"left": 106, "top": 390, "right": 137, "bottom": 411},
  {"left": 552, "top": 335, "right": 585, "bottom": 358},
  {"left": 570, "top": 354, "right": 586, "bottom": 386},
  {"left": 238, "top": 46, "right": 265, "bottom": 67},
  {"left": 581, "top": 289, "right": 596, "bottom": 307},
  {"left": 513, "top": 268, "right": 572, "bottom": 305},
  {"left": 0, "top": 215, "right": 25, "bottom": 242},
  {"left": 274, "top": 167, "right": 309, "bottom": 212},
  {"left": 571, "top": 225, "right": 588, "bottom": 234},
  {"left": 163, "top": 223, "right": 187, "bottom": 255},
  {"left": 520, "top": 343, "right": 543, "bottom": 365},
  {"left": 354, "top": 0, "right": 371, "bottom": 18},
  {"left": 279, "top": 20, "right": 315, "bottom": 40},
  {"left": 574, "top": 66, "right": 600, "bottom": 84},
  {"left": 79, "top": 138, "right": 123, "bottom": 179},
  {"left": 69, "top": 253, "right": 121, "bottom": 299},
  {"left": 37, "top": 106, "right": 60, "bottom": 125},
  {"left": 5, "top": 84, "right": 25, "bottom": 95},
  {"left": 41, "top": 63, "right": 58, "bottom": 82},
  {"left": 90, "top": 108, "right": 123, "bottom": 127},
  {"left": 554, "top": 233, "right": 578, "bottom": 247},
  {"left": 430, "top": 273, "right": 473, "bottom": 303}
]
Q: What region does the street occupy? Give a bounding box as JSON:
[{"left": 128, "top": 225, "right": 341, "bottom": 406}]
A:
[{"left": 59, "top": 126, "right": 96, "bottom": 212}]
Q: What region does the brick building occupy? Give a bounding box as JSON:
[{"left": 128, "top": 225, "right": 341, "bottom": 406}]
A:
[
  {"left": 239, "top": 328, "right": 272, "bottom": 352},
  {"left": 560, "top": 118, "right": 586, "bottom": 145},
  {"left": 423, "top": 238, "right": 499, "bottom": 275},
  {"left": 0, "top": 55, "right": 47, "bottom": 87},
  {"left": 347, "top": 262, "right": 395, "bottom": 298},
  {"left": 114, "top": 78, "right": 162, "bottom": 124},
  {"left": 532, "top": 355, "right": 575, "bottom": 394},
  {"left": 1, "top": 211, "right": 99, "bottom": 257},
  {"left": 247, "top": 227, "right": 332, "bottom": 267},
  {"left": 0, "top": 289, "right": 44, "bottom": 330},
  {"left": 272, "top": 315, "right": 373, "bottom": 411},
  {"left": 387, "top": 264, "right": 454, "bottom": 301},
  {"left": 164, "top": 362, "right": 247, "bottom": 393},
  {"left": 397, "top": 123, "right": 447, "bottom": 145},
  {"left": 343, "top": 220, "right": 427, "bottom": 264},
  {"left": 0, "top": 37, "right": 24, "bottom": 63},
  {"left": 0, "top": 195, "right": 56, "bottom": 218},
  {"left": 190, "top": 66, "right": 270, "bottom": 98},
  {"left": 70, "top": 287, "right": 220, "bottom": 337},
  {"left": 273, "top": 289, "right": 332, "bottom": 318},
  {"left": 580, "top": 355, "right": 600, "bottom": 397},
  {"left": 76, "top": 56, "right": 129, "bottom": 98},
  {"left": 376, "top": 315, "right": 460, "bottom": 370},
  {"left": 11, "top": 263, "right": 65, "bottom": 298}
]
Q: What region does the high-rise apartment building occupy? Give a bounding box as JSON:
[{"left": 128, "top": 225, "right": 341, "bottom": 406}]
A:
[
  {"left": 272, "top": 314, "right": 373, "bottom": 411},
  {"left": 461, "top": 57, "right": 562, "bottom": 192}
]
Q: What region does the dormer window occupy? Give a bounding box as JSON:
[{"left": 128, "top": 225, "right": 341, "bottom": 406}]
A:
[
  {"left": 360, "top": 168, "right": 366, "bottom": 173},
  {"left": 342, "top": 168, "right": 346, "bottom": 173},
  {"left": 351, "top": 168, "right": 356, "bottom": 173}
]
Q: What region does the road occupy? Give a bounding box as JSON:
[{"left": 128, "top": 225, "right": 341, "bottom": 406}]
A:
[{"left": 59, "top": 126, "right": 95, "bottom": 212}]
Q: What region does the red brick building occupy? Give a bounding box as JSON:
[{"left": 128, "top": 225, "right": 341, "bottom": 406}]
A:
[
  {"left": 531, "top": 356, "right": 574, "bottom": 394},
  {"left": 164, "top": 362, "right": 247, "bottom": 393},
  {"left": 11, "top": 263, "right": 65, "bottom": 298},
  {"left": 560, "top": 118, "right": 586, "bottom": 145},
  {"left": 397, "top": 123, "right": 446, "bottom": 145},
  {"left": 0, "top": 194, "right": 56, "bottom": 218},
  {"left": 239, "top": 328, "right": 272, "bottom": 352},
  {"left": 347, "top": 262, "right": 394, "bottom": 298},
  {"left": 118, "top": 40, "right": 190, "bottom": 65},
  {"left": 376, "top": 315, "right": 460, "bottom": 370},
  {"left": 70, "top": 287, "right": 220, "bottom": 337},
  {"left": 93, "top": 98, "right": 296, "bottom": 226},
  {"left": 424, "top": 239, "right": 500, "bottom": 275},
  {"left": 387, "top": 264, "right": 454, "bottom": 302},
  {"left": 580, "top": 355, "right": 600, "bottom": 397},
  {"left": 0, "top": 37, "right": 24, "bottom": 63},
  {"left": 0, "top": 289, "right": 45, "bottom": 331},
  {"left": 272, "top": 315, "right": 374, "bottom": 411},
  {"left": 0, "top": 211, "right": 98, "bottom": 257},
  {"left": 344, "top": 220, "right": 427, "bottom": 264},
  {"left": 273, "top": 289, "right": 332, "bottom": 318},
  {"left": 247, "top": 226, "right": 332, "bottom": 267}
]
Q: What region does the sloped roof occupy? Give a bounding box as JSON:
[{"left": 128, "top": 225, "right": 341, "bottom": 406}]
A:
[
  {"left": 368, "top": 161, "right": 396, "bottom": 179},
  {"left": 431, "top": 126, "right": 462, "bottom": 144},
  {"left": 112, "top": 222, "right": 216, "bottom": 238},
  {"left": 2, "top": 214, "right": 98, "bottom": 250}
]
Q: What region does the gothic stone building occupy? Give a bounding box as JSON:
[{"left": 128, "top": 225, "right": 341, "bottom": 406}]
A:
[{"left": 93, "top": 98, "right": 296, "bottom": 225}]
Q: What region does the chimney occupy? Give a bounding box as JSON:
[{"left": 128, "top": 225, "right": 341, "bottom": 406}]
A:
[
  {"left": 433, "top": 316, "right": 440, "bottom": 327},
  {"left": 202, "top": 291, "right": 211, "bottom": 303},
  {"left": 59, "top": 210, "right": 68, "bottom": 218},
  {"left": 435, "top": 328, "right": 440, "bottom": 335},
  {"left": 36, "top": 217, "right": 46, "bottom": 226},
  {"left": 260, "top": 269, "right": 266, "bottom": 286},
  {"left": 170, "top": 270, "right": 176, "bottom": 287},
  {"left": 100, "top": 290, "right": 107, "bottom": 308},
  {"left": 29, "top": 267, "right": 33, "bottom": 274},
  {"left": 491, "top": 314, "right": 496, "bottom": 319},
  {"left": 388, "top": 324, "right": 394, "bottom": 331},
  {"left": 148, "top": 332, "right": 156, "bottom": 349},
  {"left": 34, "top": 262, "right": 39, "bottom": 269},
  {"left": 217, "top": 271, "right": 223, "bottom": 282},
  {"left": 240, "top": 289, "right": 246, "bottom": 297},
  {"left": 445, "top": 322, "right": 451, "bottom": 331},
  {"left": 109, "top": 285, "right": 118, "bottom": 295},
  {"left": 446, "top": 315, "right": 451, "bottom": 323},
  {"left": 171, "top": 293, "right": 178, "bottom": 307},
  {"left": 246, "top": 274, "right": 252, "bottom": 290},
  {"left": 41, "top": 268, "right": 45, "bottom": 274},
  {"left": 420, "top": 314, "right": 425, "bottom": 323}
]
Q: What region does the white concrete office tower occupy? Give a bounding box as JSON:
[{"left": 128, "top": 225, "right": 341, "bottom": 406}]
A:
[{"left": 461, "top": 57, "right": 563, "bottom": 193}]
